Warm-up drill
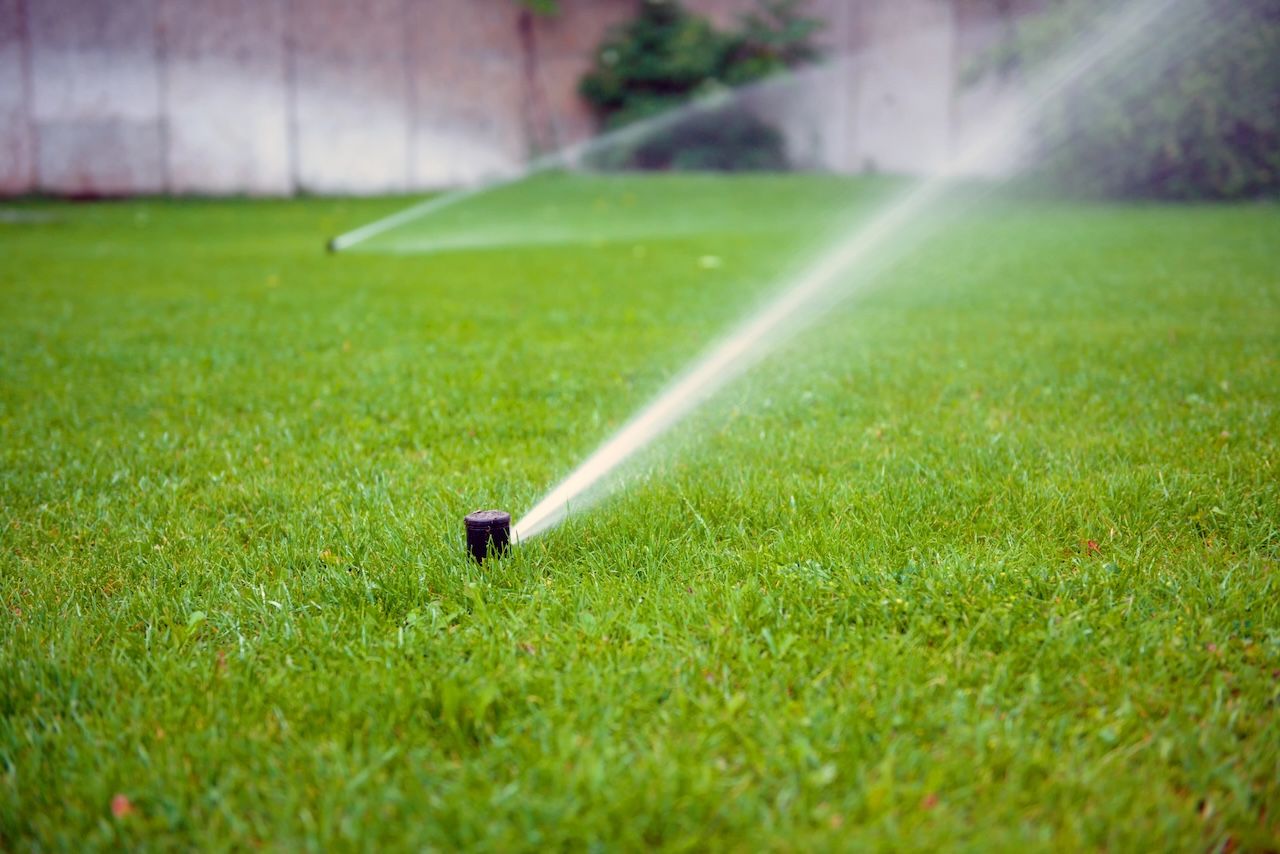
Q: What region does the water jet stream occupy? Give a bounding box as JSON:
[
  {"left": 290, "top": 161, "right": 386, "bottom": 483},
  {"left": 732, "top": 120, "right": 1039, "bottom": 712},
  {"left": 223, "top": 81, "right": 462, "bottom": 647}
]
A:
[
  {"left": 513, "top": 0, "right": 1189, "bottom": 542},
  {"left": 327, "top": 61, "right": 862, "bottom": 253}
]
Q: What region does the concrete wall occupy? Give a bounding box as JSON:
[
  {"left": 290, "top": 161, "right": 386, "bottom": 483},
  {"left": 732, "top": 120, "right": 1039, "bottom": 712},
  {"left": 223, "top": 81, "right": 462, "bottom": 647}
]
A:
[
  {"left": 951, "top": 0, "right": 1037, "bottom": 176},
  {"left": 849, "top": 0, "right": 957, "bottom": 174},
  {"left": 0, "top": 0, "right": 33, "bottom": 193},
  {"left": 27, "top": 0, "right": 167, "bottom": 194},
  {"left": 408, "top": 0, "right": 526, "bottom": 188},
  {"left": 0, "top": 0, "right": 1026, "bottom": 196},
  {"left": 163, "top": 0, "right": 290, "bottom": 194}
]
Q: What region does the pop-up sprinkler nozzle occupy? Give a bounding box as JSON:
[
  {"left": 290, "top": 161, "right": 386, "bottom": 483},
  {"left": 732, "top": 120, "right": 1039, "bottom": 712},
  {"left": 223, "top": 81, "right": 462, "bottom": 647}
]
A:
[{"left": 464, "top": 510, "right": 511, "bottom": 563}]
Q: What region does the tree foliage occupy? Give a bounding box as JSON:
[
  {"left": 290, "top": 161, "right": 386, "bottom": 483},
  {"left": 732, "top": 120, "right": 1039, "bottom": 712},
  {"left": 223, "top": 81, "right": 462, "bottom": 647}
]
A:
[
  {"left": 513, "top": 0, "right": 559, "bottom": 15},
  {"left": 971, "top": 0, "right": 1280, "bottom": 199},
  {"left": 577, "top": 0, "right": 824, "bottom": 171}
]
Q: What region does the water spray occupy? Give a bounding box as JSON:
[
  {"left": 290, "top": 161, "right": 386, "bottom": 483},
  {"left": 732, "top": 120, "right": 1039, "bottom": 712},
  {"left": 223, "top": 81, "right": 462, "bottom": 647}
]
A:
[
  {"left": 508, "top": 0, "right": 1186, "bottom": 544},
  {"left": 433, "top": 0, "right": 1200, "bottom": 552},
  {"left": 325, "top": 61, "right": 861, "bottom": 254}
]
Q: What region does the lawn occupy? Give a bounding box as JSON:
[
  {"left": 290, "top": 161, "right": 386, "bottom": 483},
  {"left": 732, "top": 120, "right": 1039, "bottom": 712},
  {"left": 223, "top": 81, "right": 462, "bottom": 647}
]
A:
[{"left": 1, "top": 176, "right": 1277, "bottom": 850}]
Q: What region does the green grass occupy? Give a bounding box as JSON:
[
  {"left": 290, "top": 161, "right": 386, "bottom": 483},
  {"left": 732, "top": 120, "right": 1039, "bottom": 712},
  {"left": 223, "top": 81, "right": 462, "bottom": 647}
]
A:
[{"left": 1, "top": 176, "right": 1277, "bottom": 850}]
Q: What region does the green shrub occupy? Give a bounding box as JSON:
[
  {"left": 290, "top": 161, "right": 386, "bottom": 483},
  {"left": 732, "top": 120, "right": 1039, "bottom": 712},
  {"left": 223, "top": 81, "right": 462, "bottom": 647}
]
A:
[
  {"left": 607, "top": 106, "right": 788, "bottom": 172},
  {"left": 971, "top": 0, "right": 1280, "bottom": 199},
  {"left": 722, "top": 0, "right": 825, "bottom": 85},
  {"left": 578, "top": 0, "right": 823, "bottom": 172}
]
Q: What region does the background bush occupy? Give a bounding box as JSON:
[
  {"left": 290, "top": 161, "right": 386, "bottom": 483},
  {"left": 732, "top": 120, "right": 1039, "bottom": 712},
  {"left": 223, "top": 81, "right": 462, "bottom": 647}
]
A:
[
  {"left": 971, "top": 0, "right": 1280, "bottom": 199},
  {"left": 578, "top": 0, "right": 823, "bottom": 172}
]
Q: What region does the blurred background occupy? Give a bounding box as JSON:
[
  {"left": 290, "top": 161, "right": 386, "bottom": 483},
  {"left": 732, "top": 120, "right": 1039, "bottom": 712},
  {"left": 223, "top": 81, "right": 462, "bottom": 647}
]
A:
[
  {"left": 0, "top": 0, "right": 1046, "bottom": 196},
  {"left": 0, "top": 0, "right": 1274, "bottom": 198}
]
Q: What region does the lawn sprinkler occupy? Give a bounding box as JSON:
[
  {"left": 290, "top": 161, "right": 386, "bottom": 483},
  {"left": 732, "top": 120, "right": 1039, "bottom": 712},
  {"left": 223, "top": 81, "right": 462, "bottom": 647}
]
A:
[{"left": 464, "top": 510, "right": 511, "bottom": 563}]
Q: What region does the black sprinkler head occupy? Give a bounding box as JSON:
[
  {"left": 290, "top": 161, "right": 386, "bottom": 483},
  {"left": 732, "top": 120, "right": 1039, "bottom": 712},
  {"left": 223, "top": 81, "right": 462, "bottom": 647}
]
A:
[{"left": 464, "top": 510, "right": 511, "bottom": 564}]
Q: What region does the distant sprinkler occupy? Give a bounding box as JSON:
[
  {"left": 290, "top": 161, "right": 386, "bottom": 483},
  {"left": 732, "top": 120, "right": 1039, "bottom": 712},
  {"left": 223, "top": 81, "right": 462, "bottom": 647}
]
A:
[{"left": 464, "top": 510, "right": 511, "bottom": 563}]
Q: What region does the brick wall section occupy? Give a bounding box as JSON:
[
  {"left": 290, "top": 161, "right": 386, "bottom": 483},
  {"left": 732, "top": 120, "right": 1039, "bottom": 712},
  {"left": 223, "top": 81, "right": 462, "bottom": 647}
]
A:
[
  {"left": 526, "top": 0, "right": 636, "bottom": 154},
  {"left": 409, "top": 0, "right": 527, "bottom": 186},
  {"left": 0, "top": 0, "right": 1024, "bottom": 196}
]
